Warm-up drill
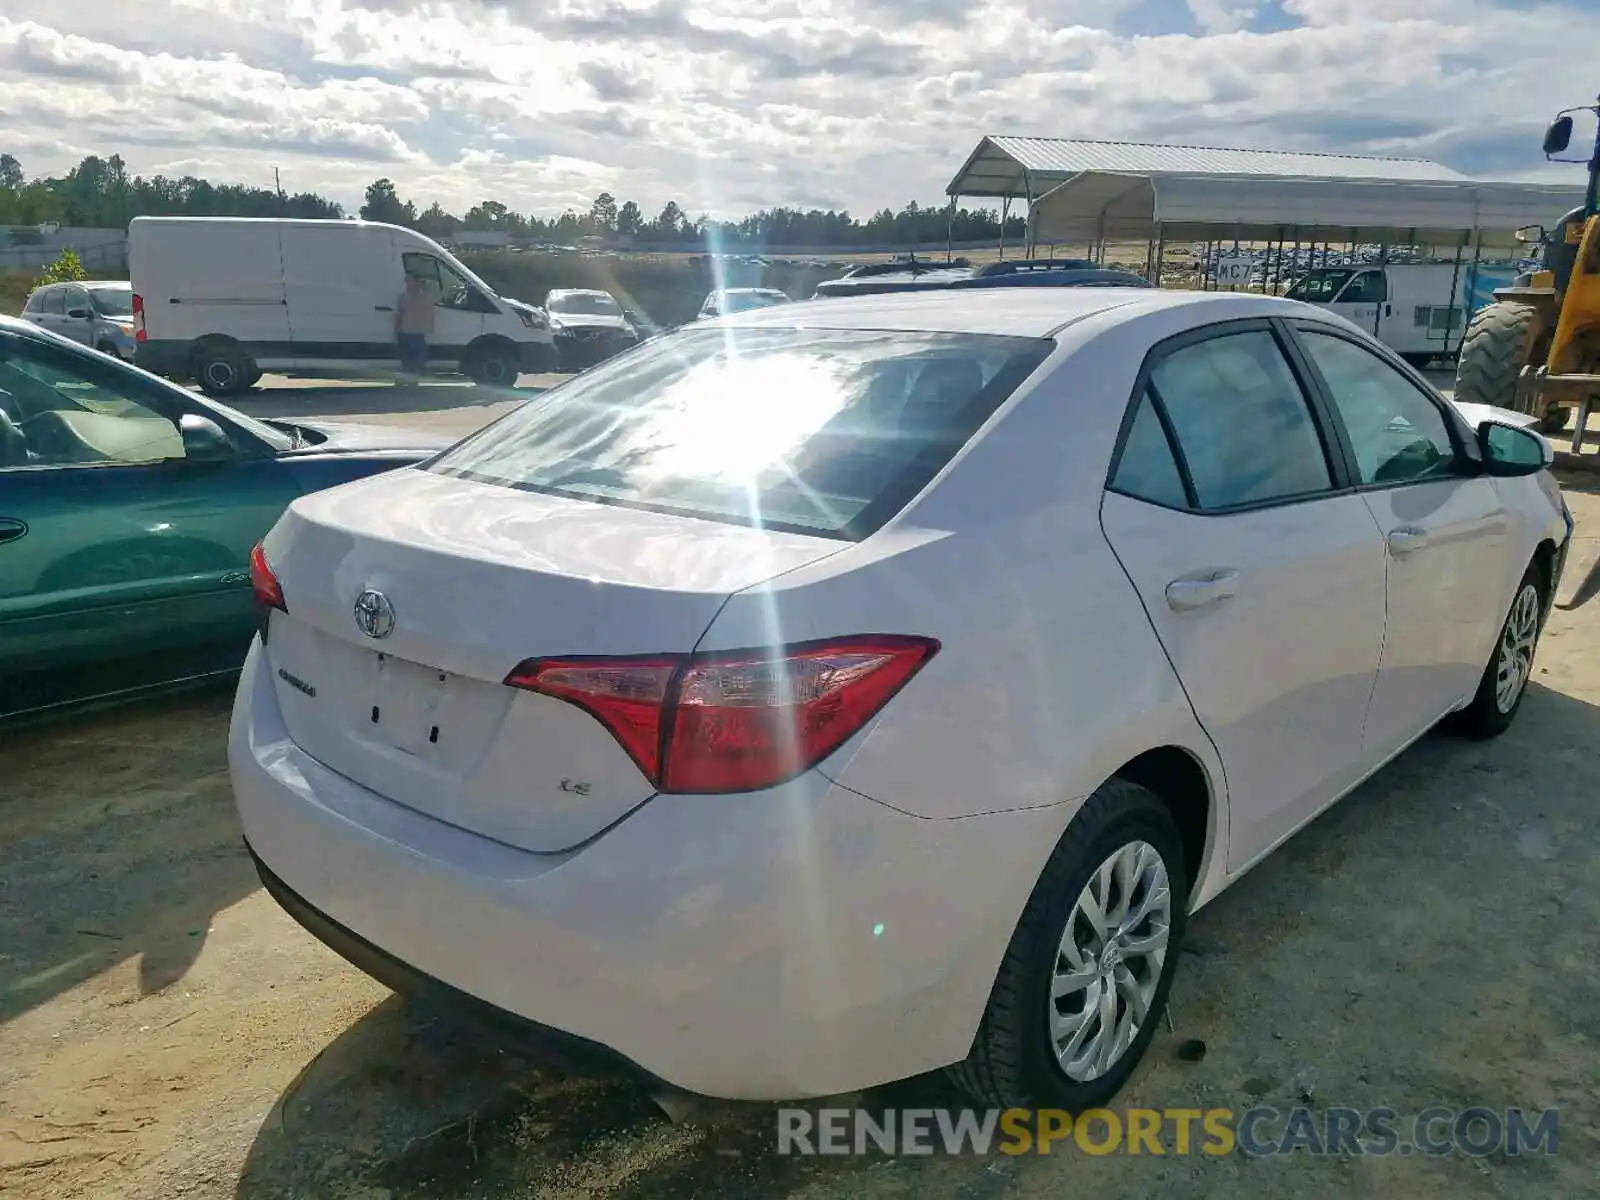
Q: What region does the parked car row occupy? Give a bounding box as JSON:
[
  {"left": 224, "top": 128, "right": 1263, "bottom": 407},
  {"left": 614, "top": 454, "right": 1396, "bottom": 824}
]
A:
[{"left": 3, "top": 247, "right": 1577, "bottom": 1123}]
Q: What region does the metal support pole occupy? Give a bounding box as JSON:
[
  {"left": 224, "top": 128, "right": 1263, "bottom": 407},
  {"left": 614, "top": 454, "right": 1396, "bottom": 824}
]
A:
[
  {"left": 1023, "top": 169, "right": 1035, "bottom": 259},
  {"left": 998, "top": 196, "right": 1010, "bottom": 261},
  {"left": 1444, "top": 231, "right": 1467, "bottom": 358},
  {"left": 1153, "top": 224, "right": 1167, "bottom": 287},
  {"left": 945, "top": 195, "right": 956, "bottom": 263}
]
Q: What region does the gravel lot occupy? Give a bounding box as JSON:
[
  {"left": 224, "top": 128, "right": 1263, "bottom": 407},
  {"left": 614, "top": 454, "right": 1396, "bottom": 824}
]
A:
[{"left": 2, "top": 378, "right": 1599, "bottom": 1199}]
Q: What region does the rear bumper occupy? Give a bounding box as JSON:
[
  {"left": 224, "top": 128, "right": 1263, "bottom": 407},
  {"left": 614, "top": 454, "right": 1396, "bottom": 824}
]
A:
[{"left": 229, "top": 639, "right": 1065, "bottom": 1100}]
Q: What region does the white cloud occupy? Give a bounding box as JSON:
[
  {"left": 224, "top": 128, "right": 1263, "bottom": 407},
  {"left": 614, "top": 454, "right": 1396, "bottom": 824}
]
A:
[{"left": 0, "top": 0, "right": 1592, "bottom": 218}]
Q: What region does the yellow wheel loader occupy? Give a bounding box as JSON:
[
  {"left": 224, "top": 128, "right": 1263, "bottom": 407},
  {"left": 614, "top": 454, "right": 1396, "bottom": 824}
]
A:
[{"left": 1455, "top": 96, "right": 1600, "bottom": 439}]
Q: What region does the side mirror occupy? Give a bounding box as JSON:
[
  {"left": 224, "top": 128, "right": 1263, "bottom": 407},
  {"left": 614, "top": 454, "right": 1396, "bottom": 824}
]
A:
[
  {"left": 179, "top": 413, "right": 234, "bottom": 461},
  {"left": 1514, "top": 224, "right": 1546, "bottom": 245},
  {"left": 1477, "top": 419, "right": 1552, "bottom": 476},
  {"left": 66, "top": 307, "right": 91, "bottom": 320},
  {"left": 1542, "top": 114, "right": 1574, "bottom": 156}
]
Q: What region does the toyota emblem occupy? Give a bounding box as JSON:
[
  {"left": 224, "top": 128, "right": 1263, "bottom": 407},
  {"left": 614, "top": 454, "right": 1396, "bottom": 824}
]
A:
[{"left": 353, "top": 588, "right": 395, "bottom": 639}]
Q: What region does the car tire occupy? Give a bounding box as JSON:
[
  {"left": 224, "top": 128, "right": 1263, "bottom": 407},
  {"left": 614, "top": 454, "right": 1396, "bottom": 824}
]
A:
[
  {"left": 1448, "top": 564, "right": 1546, "bottom": 739},
  {"left": 193, "top": 340, "right": 255, "bottom": 397},
  {"left": 466, "top": 342, "right": 519, "bottom": 387},
  {"left": 94, "top": 340, "right": 124, "bottom": 360},
  {"left": 947, "top": 778, "right": 1189, "bottom": 1110}
]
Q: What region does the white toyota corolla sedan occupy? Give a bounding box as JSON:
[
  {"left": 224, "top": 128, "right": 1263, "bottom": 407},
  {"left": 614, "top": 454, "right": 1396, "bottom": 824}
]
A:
[{"left": 232, "top": 286, "right": 1574, "bottom": 1110}]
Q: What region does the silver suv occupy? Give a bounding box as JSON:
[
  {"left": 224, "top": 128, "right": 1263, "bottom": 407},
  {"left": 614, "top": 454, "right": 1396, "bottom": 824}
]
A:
[{"left": 19, "top": 281, "right": 137, "bottom": 360}]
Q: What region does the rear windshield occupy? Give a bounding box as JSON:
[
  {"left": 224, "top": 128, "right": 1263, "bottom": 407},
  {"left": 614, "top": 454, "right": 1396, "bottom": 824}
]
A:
[
  {"left": 1286, "top": 269, "right": 1353, "bottom": 302},
  {"left": 426, "top": 326, "right": 1054, "bottom": 539}
]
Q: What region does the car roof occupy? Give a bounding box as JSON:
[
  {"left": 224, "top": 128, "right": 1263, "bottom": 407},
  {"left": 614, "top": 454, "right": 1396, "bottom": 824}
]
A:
[
  {"left": 549, "top": 288, "right": 611, "bottom": 298},
  {"left": 710, "top": 286, "right": 1312, "bottom": 338}
]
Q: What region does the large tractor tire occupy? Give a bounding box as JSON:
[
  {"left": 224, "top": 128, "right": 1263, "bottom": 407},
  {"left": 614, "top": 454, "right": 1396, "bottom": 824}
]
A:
[{"left": 1454, "top": 301, "right": 1565, "bottom": 434}]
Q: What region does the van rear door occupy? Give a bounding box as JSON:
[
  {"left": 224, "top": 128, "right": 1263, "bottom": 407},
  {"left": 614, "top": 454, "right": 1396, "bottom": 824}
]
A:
[{"left": 282, "top": 223, "right": 398, "bottom": 369}]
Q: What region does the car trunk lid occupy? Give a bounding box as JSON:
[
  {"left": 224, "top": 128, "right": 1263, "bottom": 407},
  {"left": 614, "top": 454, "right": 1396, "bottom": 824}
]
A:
[{"left": 259, "top": 468, "right": 845, "bottom": 852}]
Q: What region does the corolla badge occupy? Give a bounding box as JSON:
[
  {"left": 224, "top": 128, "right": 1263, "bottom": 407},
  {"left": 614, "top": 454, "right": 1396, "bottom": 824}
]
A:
[{"left": 353, "top": 588, "right": 396, "bottom": 639}]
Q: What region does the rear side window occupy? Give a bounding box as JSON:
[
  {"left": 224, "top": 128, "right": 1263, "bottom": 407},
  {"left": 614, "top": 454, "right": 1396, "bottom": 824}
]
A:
[
  {"left": 1148, "top": 330, "right": 1332, "bottom": 510},
  {"left": 428, "top": 326, "right": 1054, "bottom": 539},
  {"left": 42, "top": 290, "right": 66, "bottom": 316},
  {"left": 23, "top": 290, "right": 45, "bottom": 314},
  {"left": 1111, "top": 389, "right": 1189, "bottom": 509}
]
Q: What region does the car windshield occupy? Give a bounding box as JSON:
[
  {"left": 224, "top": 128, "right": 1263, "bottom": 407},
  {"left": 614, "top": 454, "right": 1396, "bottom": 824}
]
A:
[
  {"left": 426, "top": 326, "right": 1053, "bottom": 539},
  {"left": 551, "top": 292, "right": 621, "bottom": 315},
  {"left": 1286, "top": 269, "right": 1353, "bottom": 303},
  {"left": 88, "top": 288, "right": 134, "bottom": 317}
]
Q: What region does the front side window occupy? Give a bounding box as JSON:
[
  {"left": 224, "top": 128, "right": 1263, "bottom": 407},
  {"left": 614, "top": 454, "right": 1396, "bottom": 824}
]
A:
[
  {"left": 403, "top": 252, "right": 476, "bottom": 310},
  {"left": 1336, "top": 271, "right": 1387, "bottom": 304},
  {"left": 42, "top": 289, "right": 66, "bottom": 316},
  {"left": 427, "top": 326, "right": 1054, "bottom": 538},
  {"left": 1147, "top": 330, "right": 1333, "bottom": 511},
  {"left": 1296, "top": 329, "right": 1459, "bottom": 486},
  {"left": 0, "top": 337, "right": 187, "bottom": 468}
]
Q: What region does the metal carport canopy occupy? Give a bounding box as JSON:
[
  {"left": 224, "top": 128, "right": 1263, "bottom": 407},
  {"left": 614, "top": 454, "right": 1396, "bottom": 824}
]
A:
[{"left": 1027, "top": 171, "right": 1588, "bottom": 247}]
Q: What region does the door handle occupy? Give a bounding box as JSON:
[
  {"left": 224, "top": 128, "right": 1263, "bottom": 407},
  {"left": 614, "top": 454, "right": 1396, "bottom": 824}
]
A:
[
  {"left": 1165, "top": 568, "right": 1239, "bottom": 611},
  {"left": 0, "top": 518, "right": 27, "bottom": 545},
  {"left": 374, "top": 305, "right": 393, "bottom": 312},
  {"left": 1387, "top": 526, "right": 1429, "bottom": 555}
]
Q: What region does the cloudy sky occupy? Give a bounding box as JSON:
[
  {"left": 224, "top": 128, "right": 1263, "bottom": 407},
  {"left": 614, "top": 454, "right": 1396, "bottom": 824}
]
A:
[{"left": 0, "top": 0, "right": 1594, "bottom": 219}]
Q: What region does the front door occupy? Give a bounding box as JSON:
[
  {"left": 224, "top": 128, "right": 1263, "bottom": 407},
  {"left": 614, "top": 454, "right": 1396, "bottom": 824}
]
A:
[
  {"left": 1330, "top": 268, "right": 1388, "bottom": 337},
  {"left": 1289, "top": 324, "right": 1513, "bottom": 761},
  {"left": 58, "top": 286, "right": 97, "bottom": 347},
  {"left": 0, "top": 331, "right": 294, "bottom": 716},
  {"left": 1099, "top": 322, "right": 1389, "bottom": 871},
  {"left": 400, "top": 249, "right": 490, "bottom": 369}
]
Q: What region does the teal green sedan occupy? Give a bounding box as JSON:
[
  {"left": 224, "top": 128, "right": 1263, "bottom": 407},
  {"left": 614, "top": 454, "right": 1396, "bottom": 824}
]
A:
[{"left": 0, "top": 316, "right": 453, "bottom": 721}]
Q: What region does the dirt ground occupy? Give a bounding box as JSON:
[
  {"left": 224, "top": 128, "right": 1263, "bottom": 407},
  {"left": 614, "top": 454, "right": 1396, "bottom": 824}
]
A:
[{"left": 3, "top": 477, "right": 1599, "bottom": 1200}]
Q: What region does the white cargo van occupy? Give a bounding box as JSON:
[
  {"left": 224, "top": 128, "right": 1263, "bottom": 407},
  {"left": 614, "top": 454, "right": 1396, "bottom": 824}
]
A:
[
  {"left": 1284, "top": 261, "right": 1518, "bottom": 365},
  {"left": 129, "top": 217, "right": 556, "bottom": 395}
]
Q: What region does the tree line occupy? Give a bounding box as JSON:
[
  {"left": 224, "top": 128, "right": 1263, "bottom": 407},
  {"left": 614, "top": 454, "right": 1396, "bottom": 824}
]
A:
[{"left": 0, "top": 153, "right": 1024, "bottom": 250}]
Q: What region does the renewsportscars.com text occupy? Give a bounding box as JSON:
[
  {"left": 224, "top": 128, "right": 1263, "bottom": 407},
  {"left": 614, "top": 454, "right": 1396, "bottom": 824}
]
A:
[{"left": 777, "top": 1106, "right": 1558, "bottom": 1158}]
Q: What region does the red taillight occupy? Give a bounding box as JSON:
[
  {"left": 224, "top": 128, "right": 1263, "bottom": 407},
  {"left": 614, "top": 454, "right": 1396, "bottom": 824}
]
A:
[
  {"left": 505, "top": 635, "right": 939, "bottom": 794},
  {"left": 132, "top": 293, "right": 146, "bottom": 342},
  {"left": 249, "top": 542, "right": 286, "bottom": 612}
]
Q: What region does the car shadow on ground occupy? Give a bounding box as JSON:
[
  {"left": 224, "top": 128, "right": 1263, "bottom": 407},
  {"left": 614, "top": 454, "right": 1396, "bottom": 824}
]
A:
[
  {"left": 233, "top": 679, "right": 1600, "bottom": 1199},
  {"left": 0, "top": 685, "right": 246, "bottom": 1023}
]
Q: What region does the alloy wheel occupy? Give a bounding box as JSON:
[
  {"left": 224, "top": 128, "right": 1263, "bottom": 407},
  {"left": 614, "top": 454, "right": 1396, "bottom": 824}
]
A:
[
  {"left": 1049, "top": 839, "right": 1172, "bottom": 1082},
  {"left": 1494, "top": 582, "right": 1541, "bottom": 714}
]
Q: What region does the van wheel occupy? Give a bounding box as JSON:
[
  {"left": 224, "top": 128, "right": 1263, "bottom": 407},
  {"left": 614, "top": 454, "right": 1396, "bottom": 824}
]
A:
[
  {"left": 193, "top": 341, "right": 255, "bottom": 397},
  {"left": 466, "top": 342, "right": 519, "bottom": 387},
  {"left": 94, "top": 340, "right": 125, "bottom": 361}
]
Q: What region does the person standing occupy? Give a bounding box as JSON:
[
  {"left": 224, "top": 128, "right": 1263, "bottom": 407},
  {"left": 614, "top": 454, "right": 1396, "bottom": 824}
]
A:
[{"left": 395, "top": 272, "right": 435, "bottom": 383}]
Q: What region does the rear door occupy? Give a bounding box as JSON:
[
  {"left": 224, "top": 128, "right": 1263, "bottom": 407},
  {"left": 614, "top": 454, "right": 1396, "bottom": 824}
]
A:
[
  {"left": 1099, "top": 320, "right": 1389, "bottom": 871},
  {"left": 0, "top": 331, "right": 295, "bottom": 715},
  {"left": 1287, "top": 322, "right": 1513, "bottom": 760}
]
